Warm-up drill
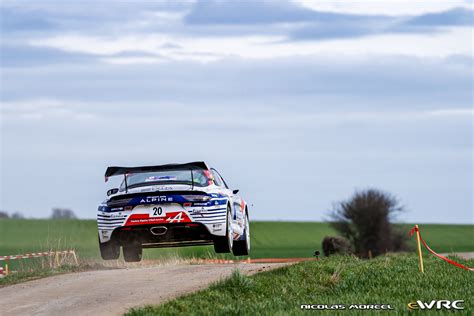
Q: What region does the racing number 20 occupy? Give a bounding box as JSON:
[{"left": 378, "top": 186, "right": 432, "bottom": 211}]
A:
[{"left": 153, "top": 207, "right": 163, "bottom": 216}]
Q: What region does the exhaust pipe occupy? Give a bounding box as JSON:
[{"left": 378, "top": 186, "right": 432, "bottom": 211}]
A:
[{"left": 150, "top": 226, "right": 167, "bottom": 236}]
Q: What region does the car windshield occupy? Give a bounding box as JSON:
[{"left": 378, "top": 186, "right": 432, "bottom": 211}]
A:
[{"left": 120, "top": 169, "right": 213, "bottom": 190}]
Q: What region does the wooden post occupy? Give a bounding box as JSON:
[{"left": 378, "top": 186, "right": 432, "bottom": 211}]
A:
[
  {"left": 5, "top": 264, "right": 9, "bottom": 275},
  {"left": 415, "top": 225, "right": 424, "bottom": 273},
  {"left": 71, "top": 250, "right": 79, "bottom": 266}
]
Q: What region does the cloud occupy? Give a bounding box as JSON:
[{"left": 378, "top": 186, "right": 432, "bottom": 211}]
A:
[
  {"left": 2, "top": 1, "right": 472, "bottom": 67},
  {"left": 291, "top": 7, "right": 473, "bottom": 40},
  {"left": 0, "top": 1, "right": 191, "bottom": 36},
  {"left": 0, "top": 6, "right": 56, "bottom": 32},
  {"left": 295, "top": 0, "right": 471, "bottom": 16},
  {"left": 185, "top": 1, "right": 473, "bottom": 41},
  {"left": 185, "top": 0, "right": 318, "bottom": 24},
  {"left": 2, "top": 55, "right": 472, "bottom": 109},
  {"left": 406, "top": 7, "right": 473, "bottom": 26},
  {"left": 0, "top": 44, "right": 98, "bottom": 67},
  {"left": 19, "top": 26, "right": 472, "bottom": 67}
]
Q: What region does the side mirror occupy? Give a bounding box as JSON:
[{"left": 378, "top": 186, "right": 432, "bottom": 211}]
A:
[
  {"left": 232, "top": 189, "right": 239, "bottom": 194},
  {"left": 107, "top": 188, "right": 119, "bottom": 196}
]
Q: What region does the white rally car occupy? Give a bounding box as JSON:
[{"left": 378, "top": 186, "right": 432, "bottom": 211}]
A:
[{"left": 97, "top": 162, "right": 250, "bottom": 262}]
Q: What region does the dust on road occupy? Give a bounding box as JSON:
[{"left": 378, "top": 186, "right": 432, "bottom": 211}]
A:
[{"left": 0, "top": 263, "right": 287, "bottom": 316}]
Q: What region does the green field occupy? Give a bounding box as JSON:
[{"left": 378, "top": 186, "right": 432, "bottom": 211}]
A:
[
  {"left": 0, "top": 219, "right": 473, "bottom": 264},
  {"left": 127, "top": 254, "right": 474, "bottom": 315}
]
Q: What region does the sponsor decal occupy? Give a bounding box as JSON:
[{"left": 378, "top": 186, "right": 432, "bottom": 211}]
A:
[
  {"left": 153, "top": 186, "right": 174, "bottom": 191},
  {"left": 125, "top": 211, "right": 191, "bottom": 225},
  {"left": 167, "top": 212, "right": 184, "bottom": 223},
  {"left": 191, "top": 207, "right": 206, "bottom": 216},
  {"left": 140, "top": 196, "right": 173, "bottom": 203},
  {"left": 301, "top": 304, "right": 393, "bottom": 310},
  {"left": 193, "top": 202, "right": 209, "bottom": 206},
  {"left": 407, "top": 300, "right": 464, "bottom": 311},
  {"left": 212, "top": 223, "right": 223, "bottom": 232},
  {"left": 145, "top": 175, "right": 177, "bottom": 182}
]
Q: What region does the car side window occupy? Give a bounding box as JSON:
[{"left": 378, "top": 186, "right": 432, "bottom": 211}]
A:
[
  {"left": 211, "top": 169, "right": 224, "bottom": 187},
  {"left": 218, "top": 174, "right": 229, "bottom": 189}
]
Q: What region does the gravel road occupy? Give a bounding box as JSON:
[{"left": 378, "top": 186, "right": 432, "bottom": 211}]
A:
[{"left": 0, "top": 263, "right": 286, "bottom": 316}]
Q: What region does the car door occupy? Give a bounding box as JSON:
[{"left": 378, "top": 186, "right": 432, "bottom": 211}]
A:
[{"left": 211, "top": 169, "right": 244, "bottom": 234}]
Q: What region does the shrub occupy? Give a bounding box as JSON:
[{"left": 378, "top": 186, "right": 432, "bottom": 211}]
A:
[
  {"left": 322, "top": 236, "right": 353, "bottom": 256},
  {"left": 329, "top": 189, "right": 408, "bottom": 258}
]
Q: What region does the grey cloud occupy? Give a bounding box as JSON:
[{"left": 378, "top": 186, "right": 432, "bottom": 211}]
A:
[
  {"left": 185, "top": 1, "right": 472, "bottom": 40},
  {"left": 406, "top": 7, "right": 473, "bottom": 26},
  {"left": 2, "top": 56, "right": 472, "bottom": 109},
  {"left": 0, "top": 44, "right": 99, "bottom": 67},
  {"left": 1, "top": 1, "right": 191, "bottom": 35},
  {"left": 0, "top": 6, "right": 56, "bottom": 32}
]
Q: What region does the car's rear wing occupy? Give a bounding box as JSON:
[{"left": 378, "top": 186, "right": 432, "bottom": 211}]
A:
[{"left": 104, "top": 161, "right": 209, "bottom": 181}]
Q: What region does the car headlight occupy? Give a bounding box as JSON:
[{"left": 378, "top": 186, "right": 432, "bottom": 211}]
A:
[{"left": 182, "top": 195, "right": 211, "bottom": 202}]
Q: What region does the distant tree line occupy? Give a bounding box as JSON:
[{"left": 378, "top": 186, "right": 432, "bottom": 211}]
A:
[
  {"left": 0, "top": 210, "right": 24, "bottom": 219},
  {"left": 51, "top": 208, "right": 77, "bottom": 219},
  {"left": 0, "top": 208, "right": 77, "bottom": 219}
]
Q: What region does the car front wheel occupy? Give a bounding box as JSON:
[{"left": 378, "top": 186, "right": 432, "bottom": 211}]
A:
[
  {"left": 232, "top": 213, "right": 250, "bottom": 256},
  {"left": 99, "top": 237, "right": 120, "bottom": 260},
  {"left": 213, "top": 206, "right": 233, "bottom": 253},
  {"left": 123, "top": 242, "right": 142, "bottom": 262}
]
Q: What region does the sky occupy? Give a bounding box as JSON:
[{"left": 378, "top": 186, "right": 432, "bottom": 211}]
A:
[{"left": 0, "top": 0, "right": 472, "bottom": 223}]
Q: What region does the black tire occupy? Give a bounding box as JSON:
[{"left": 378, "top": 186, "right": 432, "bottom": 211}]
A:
[
  {"left": 99, "top": 238, "right": 120, "bottom": 260},
  {"left": 232, "top": 213, "right": 250, "bottom": 256},
  {"left": 123, "top": 243, "right": 142, "bottom": 262},
  {"left": 213, "top": 206, "right": 233, "bottom": 253}
]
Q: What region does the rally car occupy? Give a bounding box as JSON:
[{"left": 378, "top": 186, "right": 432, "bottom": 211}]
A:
[{"left": 97, "top": 161, "right": 250, "bottom": 262}]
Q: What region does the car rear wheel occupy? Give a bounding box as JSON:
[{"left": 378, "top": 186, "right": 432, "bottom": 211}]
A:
[
  {"left": 232, "top": 213, "right": 250, "bottom": 256},
  {"left": 99, "top": 237, "right": 120, "bottom": 260},
  {"left": 213, "top": 206, "right": 233, "bottom": 253},
  {"left": 123, "top": 242, "right": 142, "bottom": 262}
]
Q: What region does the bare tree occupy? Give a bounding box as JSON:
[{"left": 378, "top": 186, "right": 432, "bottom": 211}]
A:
[
  {"left": 51, "top": 208, "right": 77, "bottom": 219},
  {"left": 329, "top": 189, "right": 408, "bottom": 258}
]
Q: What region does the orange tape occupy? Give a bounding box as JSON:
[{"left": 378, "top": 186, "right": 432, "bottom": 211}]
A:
[{"left": 409, "top": 226, "right": 473, "bottom": 271}]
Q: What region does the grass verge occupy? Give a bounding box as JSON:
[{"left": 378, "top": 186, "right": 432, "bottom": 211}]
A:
[{"left": 126, "top": 254, "right": 474, "bottom": 315}]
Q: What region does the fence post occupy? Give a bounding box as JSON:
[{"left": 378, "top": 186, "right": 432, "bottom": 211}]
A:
[
  {"left": 415, "top": 225, "right": 424, "bottom": 273},
  {"left": 71, "top": 250, "right": 79, "bottom": 266}
]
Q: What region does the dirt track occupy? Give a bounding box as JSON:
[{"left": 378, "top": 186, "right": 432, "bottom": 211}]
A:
[{"left": 0, "top": 263, "right": 287, "bottom": 316}]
